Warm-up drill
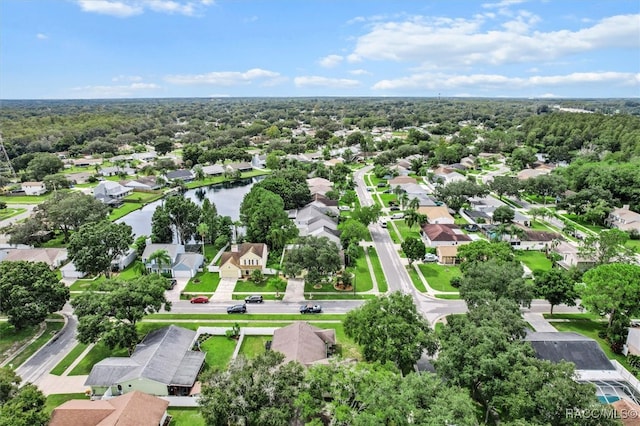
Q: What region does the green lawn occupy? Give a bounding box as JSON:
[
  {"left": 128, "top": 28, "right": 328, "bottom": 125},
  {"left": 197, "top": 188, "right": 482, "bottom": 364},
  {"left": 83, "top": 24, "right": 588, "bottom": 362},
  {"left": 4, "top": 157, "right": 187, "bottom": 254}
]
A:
[
  {"left": 0, "top": 194, "right": 51, "bottom": 204},
  {"left": 435, "top": 294, "right": 462, "bottom": 299},
  {"left": 0, "top": 322, "right": 44, "bottom": 365},
  {"left": 114, "top": 261, "right": 144, "bottom": 280},
  {"left": 561, "top": 214, "right": 605, "bottom": 233},
  {"left": 44, "top": 393, "right": 89, "bottom": 415},
  {"left": 68, "top": 341, "right": 128, "bottom": 375},
  {"left": 200, "top": 335, "right": 237, "bottom": 372},
  {"left": 515, "top": 250, "right": 552, "bottom": 275},
  {"left": 552, "top": 320, "right": 638, "bottom": 379},
  {"left": 453, "top": 215, "right": 469, "bottom": 225},
  {"left": 407, "top": 267, "right": 427, "bottom": 293},
  {"left": 108, "top": 203, "right": 142, "bottom": 221},
  {"left": 168, "top": 408, "right": 206, "bottom": 426},
  {"left": 393, "top": 220, "right": 422, "bottom": 241},
  {"left": 417, "top": 264, "right": 461, "bottom": 292},
  {"left": 234, "top": 276, "right": 287, "bottom": 293},
  {"left": 183, "top": 272, "right": 221, "bottom": 293},
  {"left": 40, "top": 233, "right": 67, "bottom": 248},
  {"left": 367, "top": 248, "right": 388, "bottom": 292},
  {"left": 50, "top": 343, "right": 89, "bottom": 375},
  {"left": 238, "top": 335, "right": 271, "bottom": 359},
  {"left": 625, "top": 239, "right": 640, "bottom": 251},
  {"left": 528, "top": 220, "right": 553, "bottom": 231},
  {"left": 10, "top": 319, "right": 64, "bottom": 367},
  {"left": 123, "top": 191, "right": 163, "bottom": 204},
  {"left": 387, "top": 223, "right": 403, "bottom": 244},
  {"left": 0, "top": 207, "right": 26, "bottom": 220},
  {"left": 184, "top": 170, "right": 270, "bottom": 190},
  {"left": 69, "top": 276, "right": 107, "bottom": 291}
]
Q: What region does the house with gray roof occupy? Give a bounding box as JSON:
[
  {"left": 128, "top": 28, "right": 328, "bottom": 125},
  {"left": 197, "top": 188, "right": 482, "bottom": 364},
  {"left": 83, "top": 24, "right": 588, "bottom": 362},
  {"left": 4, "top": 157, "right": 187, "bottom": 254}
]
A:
[
  {"left": 141, "top": 244, "right": 203, "bottom": 278},
  {"left": 271, "top": 322, "right": 336, "bottom": 366},
  {"left": 164, "top": 169, "right": 194, "bottom": 182},
  {"left": 94, "top": 181, "right": 133, "bottom": 204},
  {"left": 85, "top": 325, "right": 205, "bottom": 397},
  {"left": 201, "top": 164, "right": 225, "bottom": 176}
]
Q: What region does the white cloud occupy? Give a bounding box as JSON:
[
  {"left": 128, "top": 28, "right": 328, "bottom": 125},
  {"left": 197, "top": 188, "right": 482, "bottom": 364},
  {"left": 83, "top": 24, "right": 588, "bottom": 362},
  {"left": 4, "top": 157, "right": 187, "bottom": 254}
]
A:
[
  {"left": 112, "top": 75, "right": 143, "bottom": 82},
  {"left": 349, "top": 69, "right": 371, "bottom": 76},
  {"left": 349, "top": 13, "right": 639, "bottom": 68},
  {"left": 482, "top": 0, "right": 526, "bottom": 9},
  {"left": 75, "top": 0, "right": 213, "bottom": 17},
  {"left": 319, "top": 54, "right": 344, "bottom": 68},
  {"left": 36, "top": 33, "right": 48, "bottom": 40},
  {"left": 372, "top": 71, "right": 640, "bottom": 91},
  {"left": 294, "top": 76, "right": 360, "bottom": 88},
  {"left": 71, "top": 82, "right": 160, "bottom": 98},
  {"left": 539, "top": 93, "right": 559, "bottom": 98},
  {"left": 76, "top": 1, "right": 143, "bottom": 17},
  {"left": 165, "top": 68, "right": 283, "bottom": 86}
]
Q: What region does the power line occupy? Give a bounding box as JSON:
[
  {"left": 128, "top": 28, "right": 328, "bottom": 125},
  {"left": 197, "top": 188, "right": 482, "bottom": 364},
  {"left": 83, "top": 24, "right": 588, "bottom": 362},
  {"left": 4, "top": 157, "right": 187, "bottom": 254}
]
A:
[{"left": 0, "top": 133, "right": 17, "bottom": 179}]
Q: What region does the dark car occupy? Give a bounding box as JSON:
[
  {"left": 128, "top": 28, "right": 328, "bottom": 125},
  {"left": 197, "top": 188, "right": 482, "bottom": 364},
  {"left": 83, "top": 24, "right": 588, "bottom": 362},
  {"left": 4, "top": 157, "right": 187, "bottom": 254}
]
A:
[
  {"left": 244, "top": 295, "right": 264, "bottom": 303},
  {"left": 227, "top": 304, "right": 247, "bottom": 314},
  {"left": 464, "top": 224, "right": 480, "bottom": 232},
  {"left": 168, "top": 279, "right": 177, "bottom": 289},
  {"left": 300, "top": 304, "right": 322, "bottom": 314},
  {"left": 190, "top": 296, "right": 209, "bottom": 304},
  {"left": 389, "top": 206, "right": 401, "bottom": 211}
]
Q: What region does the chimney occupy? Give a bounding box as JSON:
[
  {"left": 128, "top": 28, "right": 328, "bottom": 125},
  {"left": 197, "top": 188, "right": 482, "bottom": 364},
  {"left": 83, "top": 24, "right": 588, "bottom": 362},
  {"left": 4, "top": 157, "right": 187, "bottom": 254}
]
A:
[
  {"left": 231, "top": 244, "right": 238, "bottom": 253},
  {"left": 622, "top": 204, "right": 630, "bottom": 210}
]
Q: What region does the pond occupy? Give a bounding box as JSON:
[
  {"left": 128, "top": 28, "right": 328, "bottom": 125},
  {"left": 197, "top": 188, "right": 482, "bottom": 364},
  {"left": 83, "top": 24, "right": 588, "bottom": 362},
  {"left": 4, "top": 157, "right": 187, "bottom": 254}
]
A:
[{"left": 117, "top": 176, "right": 263, "bottom": 238}]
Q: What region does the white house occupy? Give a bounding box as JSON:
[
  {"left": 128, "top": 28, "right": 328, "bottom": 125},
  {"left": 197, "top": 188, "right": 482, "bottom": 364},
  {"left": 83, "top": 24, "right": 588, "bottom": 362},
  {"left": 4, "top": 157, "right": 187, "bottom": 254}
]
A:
[
  {"left": 60, "top": 261, "right": 87, "bottom": 279},
  {"left": 141, "top": 244, "right": 203, "bottom": 278},
  {"left": 21, "top": 181, "right": 47, "bottom": 196},
  {"left": 93, "top": 181, "right": 133, "bottom": 203}
]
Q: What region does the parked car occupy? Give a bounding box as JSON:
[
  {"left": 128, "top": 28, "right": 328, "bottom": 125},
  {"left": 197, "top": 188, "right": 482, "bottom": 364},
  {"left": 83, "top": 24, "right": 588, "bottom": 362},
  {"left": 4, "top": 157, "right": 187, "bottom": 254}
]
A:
[
  {"left": 227, "top": 304, "right": 247, "bottom": 314},
  {"left": 338, "top": 206, "right": 351, "bottom": 211},
  {"left": 244, "top": 295, "right": 264, "bottom": 303},
  {"left": 190, "top": 296, "right": 209, "bottom": 304},
  {"left": 168, "top": 279, "right": 177, "bottom": 289},
  {"left": 391, "top": 213, "right": 404, "bottom": 219},
  {"left": 464, "top": 224, "right": 480, "bottom": 232},
  {"left": 377, "top": 183, "right": 387, "bottom": 188},
  {"left": 379, "top": 220, "right": 388, "bottom": 228},
  {"left": 389, "top": 206, "right": 401, "bottom": 211},
  {"left": 300, "top": 304, "right": 322, "bottom": 314},
  {"left": 423, "top": 253, "right": 438, "bottom": 262}
]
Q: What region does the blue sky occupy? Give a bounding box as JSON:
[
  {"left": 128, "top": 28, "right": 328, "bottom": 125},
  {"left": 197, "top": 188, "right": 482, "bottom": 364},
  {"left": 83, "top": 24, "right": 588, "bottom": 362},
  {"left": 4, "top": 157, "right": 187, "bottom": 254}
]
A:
[{"left": 1, "top": 0, "right": 638, "bottom": 99}]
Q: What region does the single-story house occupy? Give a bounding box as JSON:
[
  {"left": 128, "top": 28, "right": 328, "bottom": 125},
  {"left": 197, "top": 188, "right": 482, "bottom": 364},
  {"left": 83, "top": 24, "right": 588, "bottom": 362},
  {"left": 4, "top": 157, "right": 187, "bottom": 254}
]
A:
[
  {"left": 324, "top": 158, "right": 343, "bottom": 167},
  {"left": 464, "top": 209, "right": 492, "bottom": 224},
  {"left": 85, "top": 325, "right": 205, "bottom": 397},
  {"left": 65, "top": 171, "right": 94, "bottom": 184},
  {"left": 111, "top": 248, "right": 137, "bottom": 272},
  {"left": 72, "top": 158, "right": 103, "bottom": 167},
  {"left": 624, "top": 328, "right": 640, "bottom": 357},
  {"left": 164, "top": 169, "right": 194, "bottom": 182},
  {"left": 434, "top": 172, "right": 466, "bottom": 185},
  {"left": 21, "top": 181, "right": 47, "bottom": 196},
  {"left": 219, "top": 243, "right": 268, "bottom": 279},
  {"left": 418, "top": 206, "right": 455, "bottom": 224},
  {"left": 271, "top": 322, "right": 336, "bottom": 367},
  {"left": 2, "top": 248, "right": 68, "bottom": 269},
  {"left": 525, "top": 332, "right": 615, "bottom": 372},
  {"left": 49, "top": 391, "right": 170, "bottom": 426},
  {"left": 517, "top": 168, "right": 551, "bottom": 181},
  {"left": 309, "top": 184, "right": 333, "bottom": 196},
  {"left": 100, "top": 166, "right": 136, "bottom": 177},
  {"left": 551, "top": 241, "right": 595, "bottom": 270},
  {"left": 141, "top": 244, "right": 203, "bottom": 278},
  {"left": 421, "top": 224, "right": 472, "bottom": 247},
  {"left": 306, "top": 177, "right": 332, "bottom": 188},
  {"left": 292, "top": 204, "right": 338, "bottom": 227},
  {"left": 460, "top": 156, "right": 476, "bottom": 170},
  {"left": 606, "top": 205, "right": 640, "bottom": 233},
  {"left": 389, "top": 176, "right": 417, "bottom": 186},
  {"left": 226, "top": 162, "right": 253, "bottom": 173},
  {"left": 251, "top": 154, "right": 266, "bottom": 168},
  {"left": 94, "top": 181, "right": 133, "bottom": 204},
  {"left": 436, "top": 245, "right": 459, "bottom": 265},
  {"left": 201, "top": 164, "right": 225, "bottom": 176},
  {"left": 390, "top": 165, "right": 409, "bottom": 176},
  {"left": 124, "top": 176, "right": 162, "bottom": 191}
]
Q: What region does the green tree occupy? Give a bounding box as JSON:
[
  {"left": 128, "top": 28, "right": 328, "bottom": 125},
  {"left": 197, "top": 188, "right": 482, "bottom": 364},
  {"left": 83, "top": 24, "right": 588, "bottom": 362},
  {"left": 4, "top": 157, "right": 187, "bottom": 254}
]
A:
[
  {"left": 151, "top": 205, "right": 173, "bottom": 243},
  {"left": 524, "top": 174, "right": 567, "bottom": 206},
  {"left": 507, "top": 147, "right": 537, "bottom": 171},
  {"left": 193, "top": 165, "right": 205, "bottom": 181},
  {"left": 0, "top": 367, "right": 20, "bottom": 404},
  {"left": 340, "top": 190, "right": 357, "bottom": 207},
  {"left": 199, "top": 351, "right": 305, "bottom": 426},
  {"left": 34, "top": 191, "right": 108, "bottom": 242},
  {"left": 527, "top": 207, "right": 548, "bottom": 224},
  {"left": 580, "top": 263, "right": 640, "bottom": 329},
  {"left": 68, "top": 220, "right": 133, "bottom": 277},
  {"left": 282, "top": 236, "right": 341, "bottom": 285},
  {"left": 26, "top": 153, "right": 63, "bottom": 180},
  {"left": 492, "top": 205, "right": 515, "bottom": 224},
  {"left": 457, "top": 240, "right": 514, "bottom": 272},
  {"left": 534, "top": 268, "right": 578, "bottom": 314},
  {"left": 147, "top": 249, "right": 172, "bottom": 275},
  {"left": 72, "top": 275, "right": 171, "bottom": 351},
  {"left": 154, "top": 136, "right": 173, "bottom": 155},
  {"left": 344, "top": 292, "right": 437, "bottom": 374},
  {"left": 196, "top": 222, "right": 209, "bottom": 254},
  {"left": 435, "top": 180, "right": 488, "bottom": 211},
  {"left": 0, "top": 383, "right": 48, "bottom": 426},
  {"left": 42, "top": 173, "right": 71, "bottom": 192},
  {"left": 578, "top": 228, "right": 635, "bottom": 265},
  {"left": 459, "top": 258, "right": 533, "bottom": 308},
  {"left": 164, "top": 195, "right": 202, "bottom": 245},
  {"left": 133, "top": 235, "right": 148, "bottom": 258},
  {"left": 338, "top": 219, "right": 369, "bottom": 249},
  {"left": 256, "top": 169, "right": 311, "bottom": 210},
  {"left": 403, "top": 210, "right": 425, "bottom": 229},
  {"left": 350, "top": 205, "right": 382, "bottom": 226},
  {"left": 400, "top": 237, "right": 426, "bottom": 265},
  {"left": 240, "top": 186, "right": 297, "bottom": 249},
  {"left": 0, "top": 261, "right": 69, "bottom": 330}
]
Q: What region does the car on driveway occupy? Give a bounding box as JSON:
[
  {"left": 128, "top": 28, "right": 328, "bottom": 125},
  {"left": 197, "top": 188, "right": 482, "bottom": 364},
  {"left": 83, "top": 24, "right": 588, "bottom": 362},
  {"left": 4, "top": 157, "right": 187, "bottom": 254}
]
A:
[
  {"left": 244, "top": 295, "right": 264, "bottom": 303},
  {"left": 389, "top": 206, "right": 401, "bottom": 211},
  {"left": 227, "top": 304, "right": 247, "bottom": 314},
  {"left": 423, "top": 253, "right": 438, "bottom": 262},
  {"left": 464, "top": 224, "right": 480, "bottom": 232},
  {"left": 300, "top": 304, "right": 322, "bottom": 314},
  {"left": 190, "top": 296, "right": 209, "bottom": 304}
]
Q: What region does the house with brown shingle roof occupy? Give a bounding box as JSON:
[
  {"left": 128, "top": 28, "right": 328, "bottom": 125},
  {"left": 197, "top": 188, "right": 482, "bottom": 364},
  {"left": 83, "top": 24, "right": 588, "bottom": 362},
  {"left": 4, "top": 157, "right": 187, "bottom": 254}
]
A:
[
  {"left": 218, "top": 243, "right": 268, "bottom": 279},
  {"left": 420, "top": 224, "right": 472, "bottom": 247},
  {"left": 49, "top": 391, "right": 169, "bottom": 426},
  {"left": 417, "top": 206, "right": 455, "bottom": 224},
  {"left": 271, "top": 322, "right": 336, "bottom": 366},
  {"left": 2, "top": 248, "right": 68, "bottom": 269},
  {"left": 389, "top": 176, "right": 417, "bottom": 186}
]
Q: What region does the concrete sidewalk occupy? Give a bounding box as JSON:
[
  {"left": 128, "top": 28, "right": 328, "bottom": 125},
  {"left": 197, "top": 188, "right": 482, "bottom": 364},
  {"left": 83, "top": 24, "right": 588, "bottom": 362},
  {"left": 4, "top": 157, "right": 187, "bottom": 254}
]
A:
[
  {"left": 524, "top": 312, "right": 558, "bottom": 332},
  {"left": 282, "top": 279, "right": 305, "bottom": 302},
  {"left": 210, "top": 278, "right": 237, "bottom": 301}
]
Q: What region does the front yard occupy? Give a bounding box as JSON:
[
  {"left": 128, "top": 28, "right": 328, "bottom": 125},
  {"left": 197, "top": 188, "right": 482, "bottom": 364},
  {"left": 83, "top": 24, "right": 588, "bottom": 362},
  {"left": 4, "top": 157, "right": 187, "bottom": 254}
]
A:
[
  {"left": 515, "top": 250, "right": 552, "bottom": 275},
  {"left": 183, "top": 272, "right": 221, "bottom": 293},
  {"left": 417, "top": 263, "right": 461, "bottom": 292}
]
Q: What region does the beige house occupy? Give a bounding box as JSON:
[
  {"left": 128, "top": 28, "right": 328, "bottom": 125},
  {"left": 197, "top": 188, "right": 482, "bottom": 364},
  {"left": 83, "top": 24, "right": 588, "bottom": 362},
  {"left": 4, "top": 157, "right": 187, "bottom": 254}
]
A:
[
  {"left": 2, "top": 248, "right": 68, "bottom": 269},
  {"left": 49, "top": 391, "right": 169, "bottom": 426},
  {"left": 551, "top": 241, "right": 595, "bottom": 270},
  {"left": 418, "top": 206, "right": 455, "bottom": 224},
  {"left": 21, "top": 181, "right": 47, "bottom": 195},
  {"left": 219, "top": 243, "right": 268, "bottom": 279},
  {"left": 606, "top": 205, "right": 640, "bottom": 233},
  {"left": 271, "top": 322, "right": 336, "bottom": 366},
  {"left": 436, "top": 245, "right": 459, "bottom": 265}
]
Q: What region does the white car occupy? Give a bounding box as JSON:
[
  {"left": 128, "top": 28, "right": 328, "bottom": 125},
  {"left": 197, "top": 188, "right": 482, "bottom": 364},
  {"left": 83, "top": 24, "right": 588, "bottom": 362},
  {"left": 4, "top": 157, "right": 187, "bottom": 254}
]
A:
[{"left": 423, "top": 253, "right": 438, "bottom": 262}]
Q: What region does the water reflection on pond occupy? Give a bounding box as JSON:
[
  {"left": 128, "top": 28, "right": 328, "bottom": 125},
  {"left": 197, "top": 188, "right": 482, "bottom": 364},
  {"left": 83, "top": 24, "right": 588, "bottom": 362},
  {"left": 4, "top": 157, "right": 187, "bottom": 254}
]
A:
[{"left": 117, "top": 177, "right": 262, "bottom": 238}]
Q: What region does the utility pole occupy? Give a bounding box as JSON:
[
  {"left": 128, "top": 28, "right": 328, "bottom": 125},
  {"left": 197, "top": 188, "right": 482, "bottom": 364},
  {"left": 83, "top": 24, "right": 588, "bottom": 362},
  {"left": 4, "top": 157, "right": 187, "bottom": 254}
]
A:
[{"left": 0, "top": 133, "right": 17, "bottom": 180}]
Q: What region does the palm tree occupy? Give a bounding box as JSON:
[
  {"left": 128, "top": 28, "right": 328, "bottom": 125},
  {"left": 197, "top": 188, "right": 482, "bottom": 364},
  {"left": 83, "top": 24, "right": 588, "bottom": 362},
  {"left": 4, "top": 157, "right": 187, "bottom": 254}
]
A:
[
  {"left": 399, "top": 192, "right": 409, "bottom": 210},
  {"left": 194, "top": 165, "right": 205, "bottom": 181},
  {"left": 148, "top": 249, "right": 172, "bottom": 275},
  {"left": 197, "top": 223, "right": 209, "bottom": 255},
  {"left": 408, "top": 197, "right": 420, "bottom": 211},
  {"left": 404, "top": 211, "right": 426, "bottom": 230}
]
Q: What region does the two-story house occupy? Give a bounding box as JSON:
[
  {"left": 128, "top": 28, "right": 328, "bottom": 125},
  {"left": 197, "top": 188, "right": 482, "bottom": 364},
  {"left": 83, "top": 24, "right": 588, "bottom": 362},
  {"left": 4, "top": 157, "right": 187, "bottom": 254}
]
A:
[
  {"left": 606, "top": 205, "right": 640, "bottom": 233},
  {"left": 218, "top": 243, "right": 268, "bottom": 279}
]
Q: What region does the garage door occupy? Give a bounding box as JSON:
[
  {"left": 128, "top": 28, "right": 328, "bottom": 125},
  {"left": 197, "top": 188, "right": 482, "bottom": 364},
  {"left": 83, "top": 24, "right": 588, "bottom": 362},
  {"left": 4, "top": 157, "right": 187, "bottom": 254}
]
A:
[{"left": 172, "top": 270, "right": 193, "bottom": 278}]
